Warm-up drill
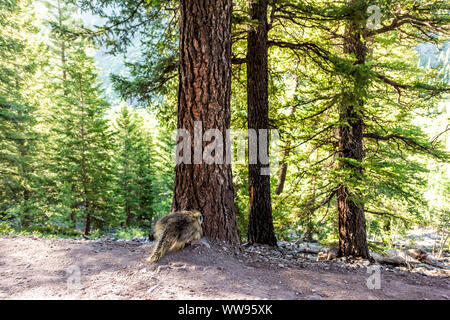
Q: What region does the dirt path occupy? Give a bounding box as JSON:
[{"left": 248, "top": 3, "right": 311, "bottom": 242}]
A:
[{"left": 0, "top": 236, "right": 448, "bottom": 300}]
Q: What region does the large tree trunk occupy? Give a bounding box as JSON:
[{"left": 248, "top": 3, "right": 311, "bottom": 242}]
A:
[
  {"left": 337, "top": 19, "right": 369, "bottom": 258},
  {"left": 246, "top": 0, "right": 277, "bottom": 246},
  {"left": 172, "top": 0, "right": 240, "bottom": 244}
]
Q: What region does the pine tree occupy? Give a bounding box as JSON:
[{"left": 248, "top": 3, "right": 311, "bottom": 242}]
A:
[
  {"left": 246, "top": 0, "right": 277, "bottom": 246},
  {"left": 260, "top": 0, "right": 449, "bottom": 255},
  {"left": 113, "top": 104, "right": 153, "bottom": 227},
  {"left": 171, "top": 0, "right": 240, "bottom": 243},
  {"left": 50, "top": 42, "right": 113, "bottom": 235},
  {"left": 43, "top": 0, "right": 81, "bottom": 225},
  {"left": 150, "top": 127, "right": 175, "bottom": 217},
  {"left": 0, "top": 0, "right": 46, "bottom": 227}
]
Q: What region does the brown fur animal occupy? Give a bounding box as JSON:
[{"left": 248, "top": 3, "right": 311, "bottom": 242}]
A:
[{"left": 147, "top": 210, "right": 203, "bottom": 262}]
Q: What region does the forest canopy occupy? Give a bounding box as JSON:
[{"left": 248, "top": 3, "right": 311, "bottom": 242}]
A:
[{"left": 0, "top": 0, "right": 448, "bottom": 256}]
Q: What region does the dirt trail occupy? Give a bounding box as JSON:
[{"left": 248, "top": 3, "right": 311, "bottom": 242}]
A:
[{"left": 0, "top": 236, "right": 448, "bottom": 300}]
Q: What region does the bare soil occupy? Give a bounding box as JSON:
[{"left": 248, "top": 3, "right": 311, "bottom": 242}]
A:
[{"left": 0, "top": 235, "right": 448, "bottom": 300}]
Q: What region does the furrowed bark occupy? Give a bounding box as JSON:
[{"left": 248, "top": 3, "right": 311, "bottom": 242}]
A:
[
  {"left": 246, "top": 0, "right": 277, "bottom": 246},
  {"left": 172, "top": 0, "right": 240, "bottom": 245},
  {"left": 337, "top": 16, "right": 370, "bottom": 259}
]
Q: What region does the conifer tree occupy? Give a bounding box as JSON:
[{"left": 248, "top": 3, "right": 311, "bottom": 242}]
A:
[
  {"left": 261, "top": 0, "right": 449, "bottom": 255},
  {"left": 113, "top": 104, "right": 153, "bottom": 227},
  {"left": 44, "top": 0, "right": 81, "bottom": 224},
  {"left": 50, "top": 42, "right": 113, "bottom": 235},
  {"left": 0, "top": 0, "right": 45, "bottom": 227}
]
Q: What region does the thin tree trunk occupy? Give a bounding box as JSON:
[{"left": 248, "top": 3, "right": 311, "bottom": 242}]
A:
[
  {"left": 58, "top": 0, "right": 76, "bottom": 225},
  {"left": 275, "top": 105, "right": 298, "bottom": 195},
  {"left": 124, "top": 163, "right": 132, "bottom": 226},
  {"left": 69, "top": 183, "right": 76, "bottom": 226},
  {"left": 246, "top": 0, "right": 277, "bottom": 246},
  {"left": 304, "top": 151, "right": 318, "bottom": 241},
  {"left": 125, "top": 197, "right": 131, "bottom": 226},
  {"left": 78, "top": 75, "right": 90, "bottom": 236},
  {"left": 172, "top": 0, "right": 240, "bottom": 244},
  {"left": 17, "top": 138, "right": 31, "bottom": 227},
  {"left": 337, "top": 18, "right": 369, "bottom": 258},
  {"left": 57, "top": 0, "right": 67, "bottom": 82},
  {"left": 84, "top": 199, "right": 91, "bottom": 235},
  {"left": 275, "top": 77, "right": 300, "bottom": 195},
  {"left": 275, "top": 154, "right": 288, "bottom": 195}
]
